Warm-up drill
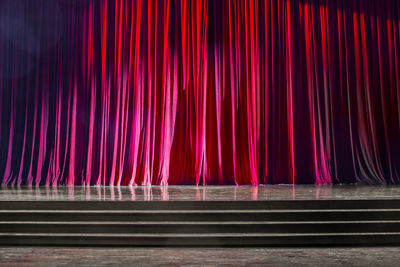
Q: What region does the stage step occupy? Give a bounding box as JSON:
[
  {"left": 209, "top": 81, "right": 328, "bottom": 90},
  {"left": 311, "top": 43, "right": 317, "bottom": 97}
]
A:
[
  {"left": 1, "top": 200, "right": 400, "bottom": 246},
  {"left": 2, "top": 210, "right": 400, "bottom": 221}
]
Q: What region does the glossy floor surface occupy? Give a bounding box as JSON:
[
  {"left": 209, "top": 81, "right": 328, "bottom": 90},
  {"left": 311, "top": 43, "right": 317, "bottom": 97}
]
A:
[
  {"left": 0, "top": 247, "right": 399, "bottom": 266},
  {"left": 1, "top": 185, "right": 400, "bottom": 201}
]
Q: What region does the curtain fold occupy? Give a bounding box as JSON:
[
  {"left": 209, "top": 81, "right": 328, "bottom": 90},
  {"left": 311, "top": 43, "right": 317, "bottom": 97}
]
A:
[{"left": 0, "top": 0, "right": 399, "bottom": 185}]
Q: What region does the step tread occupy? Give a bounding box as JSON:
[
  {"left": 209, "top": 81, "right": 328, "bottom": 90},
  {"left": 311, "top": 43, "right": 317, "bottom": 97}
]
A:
[
  {"left": 2, "top": 209, "right": 400, "bottom": 213},
  {"left": 2, "top": 232, "right": 400, "bottom": 237},
  {"left": 1, "top": 220, "right": 400, "bottom": 225}
]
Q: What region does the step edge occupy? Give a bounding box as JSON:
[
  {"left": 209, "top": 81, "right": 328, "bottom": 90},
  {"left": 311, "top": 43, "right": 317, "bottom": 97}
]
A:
[
  {"left": 2, "top": 220, "right": 400, "bottom": 225},
  {"left": 2, "top": 232, "right": 400, "bottom": 237}
]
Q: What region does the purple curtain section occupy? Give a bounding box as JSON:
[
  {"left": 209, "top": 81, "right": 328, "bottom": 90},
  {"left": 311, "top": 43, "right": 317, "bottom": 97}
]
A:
[{"left": 0, "top": 0, "right": 399, "bottom": 186}]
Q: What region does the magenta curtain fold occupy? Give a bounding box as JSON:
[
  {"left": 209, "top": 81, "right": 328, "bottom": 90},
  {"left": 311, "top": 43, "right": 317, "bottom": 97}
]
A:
[{"left": 0, "top": 0, "right": 399, "bottom": 186}]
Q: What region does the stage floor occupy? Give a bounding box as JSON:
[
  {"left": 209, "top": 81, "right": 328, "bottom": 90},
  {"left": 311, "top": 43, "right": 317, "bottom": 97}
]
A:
[
  {"left": 1, "top": 247, "right": 400, "bottom": 267},
  {"left": 1, "top": 185, "right": 400, "bottom": 201}
]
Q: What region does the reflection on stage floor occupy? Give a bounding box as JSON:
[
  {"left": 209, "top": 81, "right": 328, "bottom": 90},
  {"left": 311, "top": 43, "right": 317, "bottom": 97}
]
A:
[{"left": 1, "top": 185, "right": 400, "bottom": 201}]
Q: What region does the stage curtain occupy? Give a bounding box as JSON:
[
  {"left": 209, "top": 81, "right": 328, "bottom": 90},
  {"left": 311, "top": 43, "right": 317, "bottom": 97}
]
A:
[{"left": 0, "top": 0, "right": 399, "bottom": 185}]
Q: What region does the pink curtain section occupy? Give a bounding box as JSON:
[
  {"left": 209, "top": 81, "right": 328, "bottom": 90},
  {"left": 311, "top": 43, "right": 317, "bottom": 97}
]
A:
[{"left": 0, "top": 0, "right": 400, "bottom": 186}]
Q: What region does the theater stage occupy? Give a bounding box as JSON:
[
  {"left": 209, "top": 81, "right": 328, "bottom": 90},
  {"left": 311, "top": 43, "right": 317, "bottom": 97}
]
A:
[{"left": 1, "top": 185, "right": 400, "bottom": 247}]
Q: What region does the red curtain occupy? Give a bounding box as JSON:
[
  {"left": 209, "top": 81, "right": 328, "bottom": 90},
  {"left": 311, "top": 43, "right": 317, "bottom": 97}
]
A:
[{"left": 1, "top": 0, "right": 399, "bottom": 185}]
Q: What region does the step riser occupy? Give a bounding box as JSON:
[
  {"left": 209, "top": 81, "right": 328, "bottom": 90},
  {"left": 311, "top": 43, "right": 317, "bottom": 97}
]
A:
[
  {"left": 3, "top": 200, "right": 400, "bottom": 210},
  {"left": 1, "top": 212, "right": 400, "bottom": 221},
  {"left": 1, "top": 235, "right": 400, "bottom": 246},
  {"left": 1, "top": 223, "right": 400, "bottom": 233}
]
